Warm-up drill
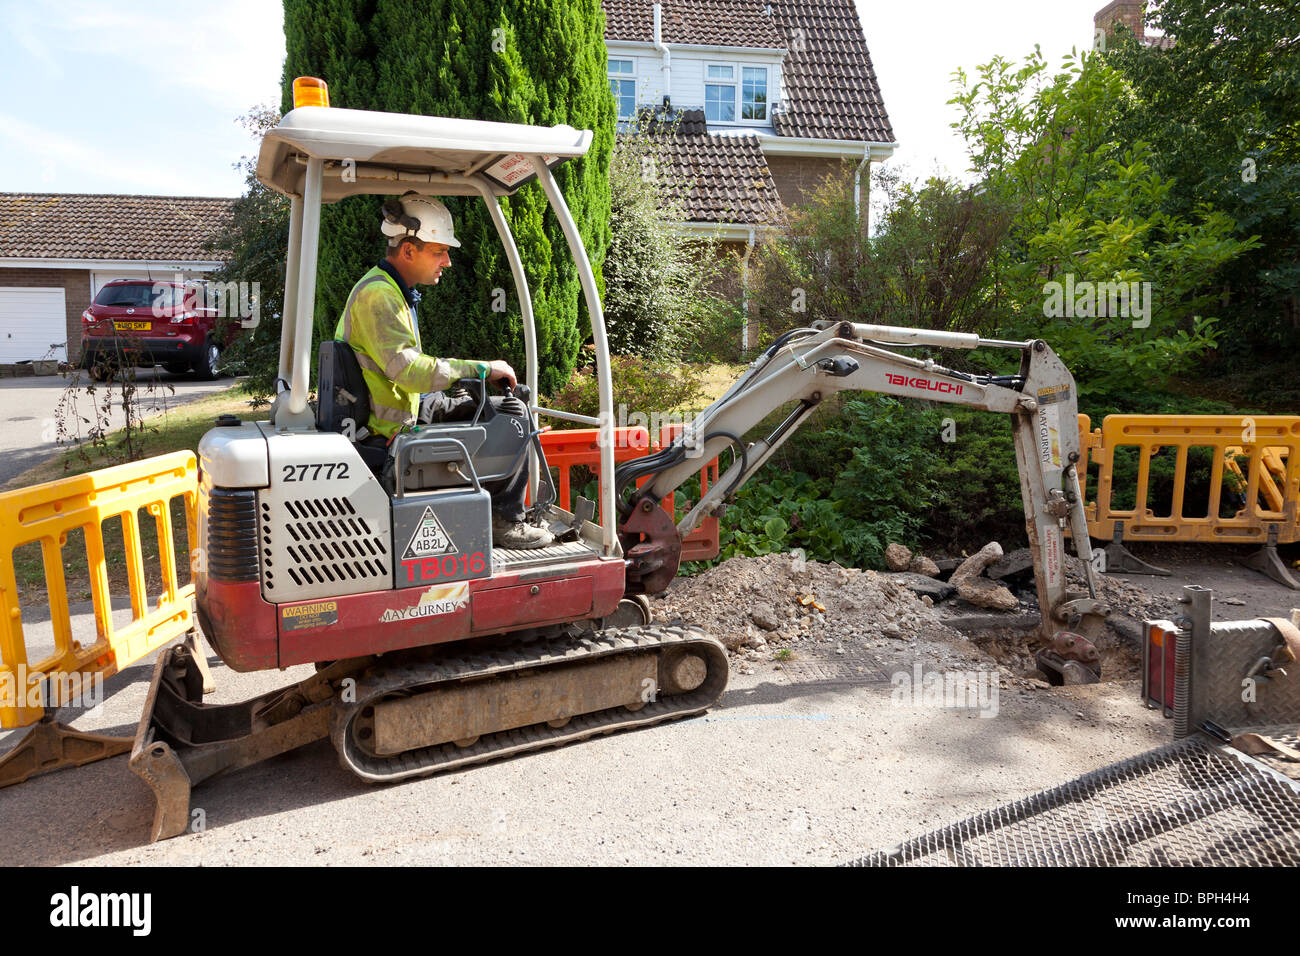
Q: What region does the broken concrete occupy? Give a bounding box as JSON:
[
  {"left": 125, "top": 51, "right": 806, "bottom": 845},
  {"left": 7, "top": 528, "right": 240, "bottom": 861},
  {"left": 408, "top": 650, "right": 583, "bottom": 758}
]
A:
[
  {"left": 750, "top": 603, "right": 781, "bottom": 631},
  {"left": 909, "top": 554, "right": 941, "bottom": 577},
  {"left": 955, "top": 576, "right": 1020, "bottom": 611},
  {"left": 885, "top": 543, "right": 913, "bottom": 571},
  {"left": 951, "top": 541, "right": 1004, "bottom": 584},
  {"left": 988, "top": 547, "right": 1035, "bottom": 581},
  {"left": 887, "top": 572, "right": 956, "bottom": 603}
]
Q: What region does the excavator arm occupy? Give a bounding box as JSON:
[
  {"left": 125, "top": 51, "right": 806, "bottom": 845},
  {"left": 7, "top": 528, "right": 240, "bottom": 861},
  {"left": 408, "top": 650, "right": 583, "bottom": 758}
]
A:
[{"left": 615, "top": 321, "right": 1108, "bottom": 684}]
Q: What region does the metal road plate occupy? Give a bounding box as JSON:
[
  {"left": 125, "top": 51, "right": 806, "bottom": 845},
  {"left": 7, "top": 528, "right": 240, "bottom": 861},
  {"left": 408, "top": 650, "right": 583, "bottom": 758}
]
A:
[{"left": 777, "top": 650, "right": 890, "bottom": 685}]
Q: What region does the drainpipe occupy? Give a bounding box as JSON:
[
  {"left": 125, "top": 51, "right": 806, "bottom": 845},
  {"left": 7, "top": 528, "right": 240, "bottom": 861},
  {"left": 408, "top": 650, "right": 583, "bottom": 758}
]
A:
[
  {"left": 855, "top": 142, "right": 871, "bottom": 234},
  {"left": 740, "top": 225, "right": 756, "bottom": 352},
  {"left": 653, "top": 3, "right": 671, "bottom": 105}
]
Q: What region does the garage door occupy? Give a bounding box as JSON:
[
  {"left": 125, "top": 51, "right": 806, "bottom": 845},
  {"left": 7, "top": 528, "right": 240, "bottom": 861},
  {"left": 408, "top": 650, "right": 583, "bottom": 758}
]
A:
[{"left": 0, "top": 287, "right": 67, "bottom": 363}]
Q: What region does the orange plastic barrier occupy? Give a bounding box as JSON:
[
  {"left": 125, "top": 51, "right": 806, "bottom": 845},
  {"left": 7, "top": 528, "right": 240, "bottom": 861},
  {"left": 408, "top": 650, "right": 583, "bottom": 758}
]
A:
[
  {"left": 658, "top": 423, "right": 721, "bottom": 562},
  {"left": 539, "top": 427, "right": 721, "bottom": 561}
]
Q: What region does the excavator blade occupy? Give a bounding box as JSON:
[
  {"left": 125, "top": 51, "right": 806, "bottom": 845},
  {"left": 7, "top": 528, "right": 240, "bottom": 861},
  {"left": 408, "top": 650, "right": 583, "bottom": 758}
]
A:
[{"left": 130, "top": 638, "right": 361, "bottom": 841}]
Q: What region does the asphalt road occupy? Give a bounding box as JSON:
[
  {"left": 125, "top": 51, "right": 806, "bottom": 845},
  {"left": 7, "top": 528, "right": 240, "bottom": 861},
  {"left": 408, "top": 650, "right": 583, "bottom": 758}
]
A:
[
  {"left": 5, "top": 550, "right": 1296, "bottom": 866},
  {"left": 0, "top": 620, "right": 1174, "bottom": 867},
  {"left": 0, "top": 370, "right": 236, "bottom": 487}
]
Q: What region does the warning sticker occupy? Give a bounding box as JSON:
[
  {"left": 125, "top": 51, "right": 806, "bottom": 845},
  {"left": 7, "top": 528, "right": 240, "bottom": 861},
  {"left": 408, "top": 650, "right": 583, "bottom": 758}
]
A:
[
  {"left": 1043, "top": 527, "right": 1062, "bottom": 591},
  {"left": 380, "top": 582, "right": 469, "bottom": 623},
  {"left": 281, "top": 600, "right": 339, "bottom": 632},
  {"left": 1037, "top": 383, "right": 1072, "bottom": 405},
  {"left": 403, "top": 506, "right": 458, "bottom": 560}
]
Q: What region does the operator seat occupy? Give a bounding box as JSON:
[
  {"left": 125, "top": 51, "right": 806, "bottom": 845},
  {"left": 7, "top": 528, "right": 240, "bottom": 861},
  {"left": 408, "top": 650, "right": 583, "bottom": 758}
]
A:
[{"left": 315, "top": 340, "right": 389, "bottom": 476}]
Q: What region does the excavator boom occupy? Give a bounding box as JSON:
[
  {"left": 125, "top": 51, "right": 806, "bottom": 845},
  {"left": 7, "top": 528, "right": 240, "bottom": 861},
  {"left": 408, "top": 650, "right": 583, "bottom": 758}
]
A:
[{"left": 616, "top": 321, "right": 1108, "bottom": 685}]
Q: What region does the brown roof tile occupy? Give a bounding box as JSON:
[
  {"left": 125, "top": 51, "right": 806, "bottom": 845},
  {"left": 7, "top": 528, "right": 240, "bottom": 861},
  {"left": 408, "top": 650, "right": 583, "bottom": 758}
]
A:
[
  {"left": 767, "top": 0, "right": 894, "bottom": 141},
  {"left": 604, "top": 0, "right": 785, "bottom": 48},
  {"left": 0, "top": 193, "right": 234, "bottom": 262},
  {"left": 626, "top": 113, "right": 782, "bottom": 224}
]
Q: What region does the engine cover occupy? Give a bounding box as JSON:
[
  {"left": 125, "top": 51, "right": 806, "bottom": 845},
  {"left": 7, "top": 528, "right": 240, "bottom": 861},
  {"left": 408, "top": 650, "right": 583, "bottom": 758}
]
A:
[{"left": 256, "top": 425, "right": 393, "bottom": 603}]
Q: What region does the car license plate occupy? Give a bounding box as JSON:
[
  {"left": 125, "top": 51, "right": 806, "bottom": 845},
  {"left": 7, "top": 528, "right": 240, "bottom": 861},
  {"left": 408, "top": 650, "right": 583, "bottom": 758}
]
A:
[{"left": 114, "top": 321, "right": 151, "bottom": 331}]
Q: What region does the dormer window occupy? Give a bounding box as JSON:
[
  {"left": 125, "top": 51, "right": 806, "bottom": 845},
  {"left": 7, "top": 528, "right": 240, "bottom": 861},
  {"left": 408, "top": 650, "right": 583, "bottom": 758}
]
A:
[
  {"left": 705, "top": 65, "right": 736, "bottom": 122},
  {"left": 705, "top": 63, "right": 770, "bottom": 124},
  {"left": 609, "top": 58, "right": 636, "bottom": 119}
]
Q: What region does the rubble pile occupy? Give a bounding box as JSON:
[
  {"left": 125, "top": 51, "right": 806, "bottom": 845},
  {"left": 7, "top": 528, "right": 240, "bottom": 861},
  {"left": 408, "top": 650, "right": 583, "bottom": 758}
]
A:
[
  {"left": 650, "top": 552, "right": 960, "bottom": 657},
  {"left": 650, "top": 537, "right": 1156, "bottom": 683}
]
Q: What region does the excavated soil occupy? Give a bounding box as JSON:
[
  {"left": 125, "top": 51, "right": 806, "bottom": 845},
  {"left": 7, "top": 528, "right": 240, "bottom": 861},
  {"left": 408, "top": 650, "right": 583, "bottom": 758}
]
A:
[{"left": 650, "top": 551, "right": 1153, "bottom": 686}]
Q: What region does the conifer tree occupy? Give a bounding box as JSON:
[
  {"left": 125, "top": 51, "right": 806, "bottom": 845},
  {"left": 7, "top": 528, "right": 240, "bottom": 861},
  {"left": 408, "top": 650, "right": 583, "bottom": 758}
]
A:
[{"left": 281, "top": 0, "right": 612, "bottom": 393}]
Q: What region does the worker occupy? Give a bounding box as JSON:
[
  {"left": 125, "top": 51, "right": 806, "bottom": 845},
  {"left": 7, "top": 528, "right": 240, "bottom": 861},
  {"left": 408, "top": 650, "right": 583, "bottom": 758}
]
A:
[{"left": 336, "top": 190, "right": 553, "bottom": 549}]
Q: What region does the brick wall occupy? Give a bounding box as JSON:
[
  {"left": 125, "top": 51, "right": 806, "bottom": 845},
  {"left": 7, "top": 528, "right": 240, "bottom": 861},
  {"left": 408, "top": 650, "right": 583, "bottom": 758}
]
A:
[
  {"left": 0, "top": 267, "right": 91, "bottom": 362},
  {"left": 766, "top": 155, "right": 867, "bottom": 223},
  {"left": 1094, "top": 0, "right": 1146, "bottom": 41}
]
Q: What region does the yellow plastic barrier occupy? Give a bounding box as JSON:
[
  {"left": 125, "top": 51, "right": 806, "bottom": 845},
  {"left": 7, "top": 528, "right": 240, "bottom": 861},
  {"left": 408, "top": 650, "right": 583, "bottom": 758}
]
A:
[
  {"left": 1079, "top": 415, "right": 1300, "bottom": 544},
  {"left": 1225, "top": 444, "right": 1290, "bottom": 515},
  {"left": 0, "top": 452, "right": 198, "bottom": 729}
]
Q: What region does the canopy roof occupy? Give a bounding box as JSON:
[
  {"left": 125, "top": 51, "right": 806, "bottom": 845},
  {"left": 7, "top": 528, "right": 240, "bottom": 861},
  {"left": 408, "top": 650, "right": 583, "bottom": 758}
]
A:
[{"left": 257, "top": 107, "right": 594, "bottom": 201}]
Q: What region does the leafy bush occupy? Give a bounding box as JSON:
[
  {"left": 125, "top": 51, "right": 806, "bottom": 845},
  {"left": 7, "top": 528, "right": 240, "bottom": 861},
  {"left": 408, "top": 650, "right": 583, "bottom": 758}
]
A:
[
  {"left": 950, "top": 48, "right": 1256, "bottom": 397},
  {"left": 682, "top": 300, "right": 749, "bottom": 365},
  {"left": 545, "top": 354, "right": 706, "bottom": 426},
  {"left": 746, "top": 166, "right": 1014, "bottom": 346},
  {"left": 603, "top": 115, "right": 729, "bottom": 360},
  {"left": 716, "top": 471, "right": 849, "bottom": 563},
  {"left": 699, "top": 395, "right": 1022, "bottom": 571}
]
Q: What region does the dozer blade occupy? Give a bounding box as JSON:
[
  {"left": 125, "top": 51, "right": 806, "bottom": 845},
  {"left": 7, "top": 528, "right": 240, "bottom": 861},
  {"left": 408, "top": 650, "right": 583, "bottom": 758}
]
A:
[{"left": 129, "top": 637, "right": 368, "bottom": 841}]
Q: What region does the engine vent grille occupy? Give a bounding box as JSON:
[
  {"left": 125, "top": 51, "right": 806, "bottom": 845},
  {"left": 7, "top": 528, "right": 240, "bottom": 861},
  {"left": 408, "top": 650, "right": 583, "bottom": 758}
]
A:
[
  {"left": 260, "top": 494, "right": 391, "bottom": 598},
  {"left": 208, "top": 488, "right": 259, "bottom": 582}
]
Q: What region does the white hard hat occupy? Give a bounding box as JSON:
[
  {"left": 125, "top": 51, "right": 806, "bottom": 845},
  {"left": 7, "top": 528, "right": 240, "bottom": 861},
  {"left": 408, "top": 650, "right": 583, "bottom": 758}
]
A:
[{"left": 381, "top": 191, "right": 460, "bottom": 248}]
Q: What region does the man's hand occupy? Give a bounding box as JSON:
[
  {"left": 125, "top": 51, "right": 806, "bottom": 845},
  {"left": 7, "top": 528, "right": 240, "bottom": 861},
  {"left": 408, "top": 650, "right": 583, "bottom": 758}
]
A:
[{"left": 485, "top": 360, "right": 517, "bottom": 390}]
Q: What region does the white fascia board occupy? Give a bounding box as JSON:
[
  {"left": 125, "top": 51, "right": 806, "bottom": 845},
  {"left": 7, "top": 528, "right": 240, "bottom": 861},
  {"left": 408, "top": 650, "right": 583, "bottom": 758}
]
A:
[
  {"left": 608, "top": 39, "right": 786, "bottom": 57},
  {"left": 759, "top": 137, "right": 897, "bottom": 160},
  {"left": 667, "top": 42, "right": 786, "bottom": 56},
  {"left": 0, "top": 257, "right": 224, "bottom": 271},
  {"left": 671, "top": 221, "right": 776, "bottom": 241}
]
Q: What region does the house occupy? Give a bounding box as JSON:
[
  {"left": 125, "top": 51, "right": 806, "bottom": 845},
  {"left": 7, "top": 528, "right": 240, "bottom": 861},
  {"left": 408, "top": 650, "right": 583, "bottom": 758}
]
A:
[
  {"left": 1094, "top": 0, "right": 1174, "bottom": 49},
  {"left": 602, "top": 0, "right": 897, "bottom": 324},
  {"left": 0, "top": 193, "right": 233, "bottom": 366}
]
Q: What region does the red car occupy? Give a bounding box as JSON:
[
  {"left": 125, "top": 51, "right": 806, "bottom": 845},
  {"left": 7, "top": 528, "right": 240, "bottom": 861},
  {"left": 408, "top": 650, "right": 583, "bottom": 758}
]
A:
[{"left": 79, "top": 279, "right": 241, "bottom": 381}]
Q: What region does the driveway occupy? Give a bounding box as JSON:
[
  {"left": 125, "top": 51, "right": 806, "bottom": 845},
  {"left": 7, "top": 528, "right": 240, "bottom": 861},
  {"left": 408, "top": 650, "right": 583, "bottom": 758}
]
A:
[{"left": 0, "top": 369, "right": 238, "bottom": 487}]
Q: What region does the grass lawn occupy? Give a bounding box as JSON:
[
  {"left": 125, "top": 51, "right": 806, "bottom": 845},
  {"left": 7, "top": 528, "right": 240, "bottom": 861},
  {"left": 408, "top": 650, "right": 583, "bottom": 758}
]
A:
[
  {"left": 697, "top": 363, "right": 747, "bottom": 404},
  {"left": 5, "top": 384, "right": 268, "bottom": 605}
]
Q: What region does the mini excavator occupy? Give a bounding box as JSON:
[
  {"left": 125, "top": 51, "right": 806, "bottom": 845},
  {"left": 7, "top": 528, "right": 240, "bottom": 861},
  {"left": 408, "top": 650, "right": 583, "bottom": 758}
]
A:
[{"left": 129, "top": 81, "right": 1108, "bottom": 839}]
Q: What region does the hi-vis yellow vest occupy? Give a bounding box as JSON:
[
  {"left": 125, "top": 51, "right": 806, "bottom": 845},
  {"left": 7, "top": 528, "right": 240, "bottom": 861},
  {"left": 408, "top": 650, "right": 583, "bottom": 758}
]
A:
[{"left": 335, "top": 266, "right": 487, "bottom": 439}]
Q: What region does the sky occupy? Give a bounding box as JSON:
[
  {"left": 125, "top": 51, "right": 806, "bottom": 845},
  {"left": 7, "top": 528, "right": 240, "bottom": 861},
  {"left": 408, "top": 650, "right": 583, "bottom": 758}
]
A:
[{"left": 0, "top": 0, "right": 1116, "bottom": 198}]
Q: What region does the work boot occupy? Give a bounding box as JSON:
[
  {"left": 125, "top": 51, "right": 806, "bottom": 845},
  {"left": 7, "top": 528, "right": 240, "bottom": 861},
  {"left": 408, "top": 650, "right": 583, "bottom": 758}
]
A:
[{"left": 492, "top": 514, "right": 554, "bottom": 550}]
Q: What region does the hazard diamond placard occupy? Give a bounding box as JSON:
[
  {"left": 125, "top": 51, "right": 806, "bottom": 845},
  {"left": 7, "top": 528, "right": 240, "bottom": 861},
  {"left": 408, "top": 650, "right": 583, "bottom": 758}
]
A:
[{"left": 402, "top": 505, "right": 459, "bottom": 559}]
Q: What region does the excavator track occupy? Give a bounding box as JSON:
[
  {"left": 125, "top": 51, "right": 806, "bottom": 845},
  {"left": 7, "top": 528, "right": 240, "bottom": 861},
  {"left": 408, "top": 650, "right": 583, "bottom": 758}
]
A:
[{"left": 331, "top": 624, "right": 729, "bottom": 783}]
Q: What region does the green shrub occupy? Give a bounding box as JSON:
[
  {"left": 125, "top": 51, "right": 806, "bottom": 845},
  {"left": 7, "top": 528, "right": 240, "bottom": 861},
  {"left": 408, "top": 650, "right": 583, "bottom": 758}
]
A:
[
  {"left": 545, "top": 354, "right": 706, "bottom": 426},
  {"left": 604, "top": 118, "right": 728, "bottom": 360},
  {"left": 716, "top": 471, "right": 848, "bottom": 563}
]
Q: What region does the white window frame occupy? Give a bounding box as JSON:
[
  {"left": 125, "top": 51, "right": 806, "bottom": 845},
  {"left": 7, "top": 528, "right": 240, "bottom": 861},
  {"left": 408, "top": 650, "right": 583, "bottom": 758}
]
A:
[
  {"left": 741, "top": 66, "right": 769, "bottom": 122},
  {"left": 608, "top": 58, "right": 637, "bottom": 120},
  {"left": 704, "top": 62, "right": 771, "bottom": 126},
  {"left": 704, "top": 63, "right": 737, "bottom": 124}
]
